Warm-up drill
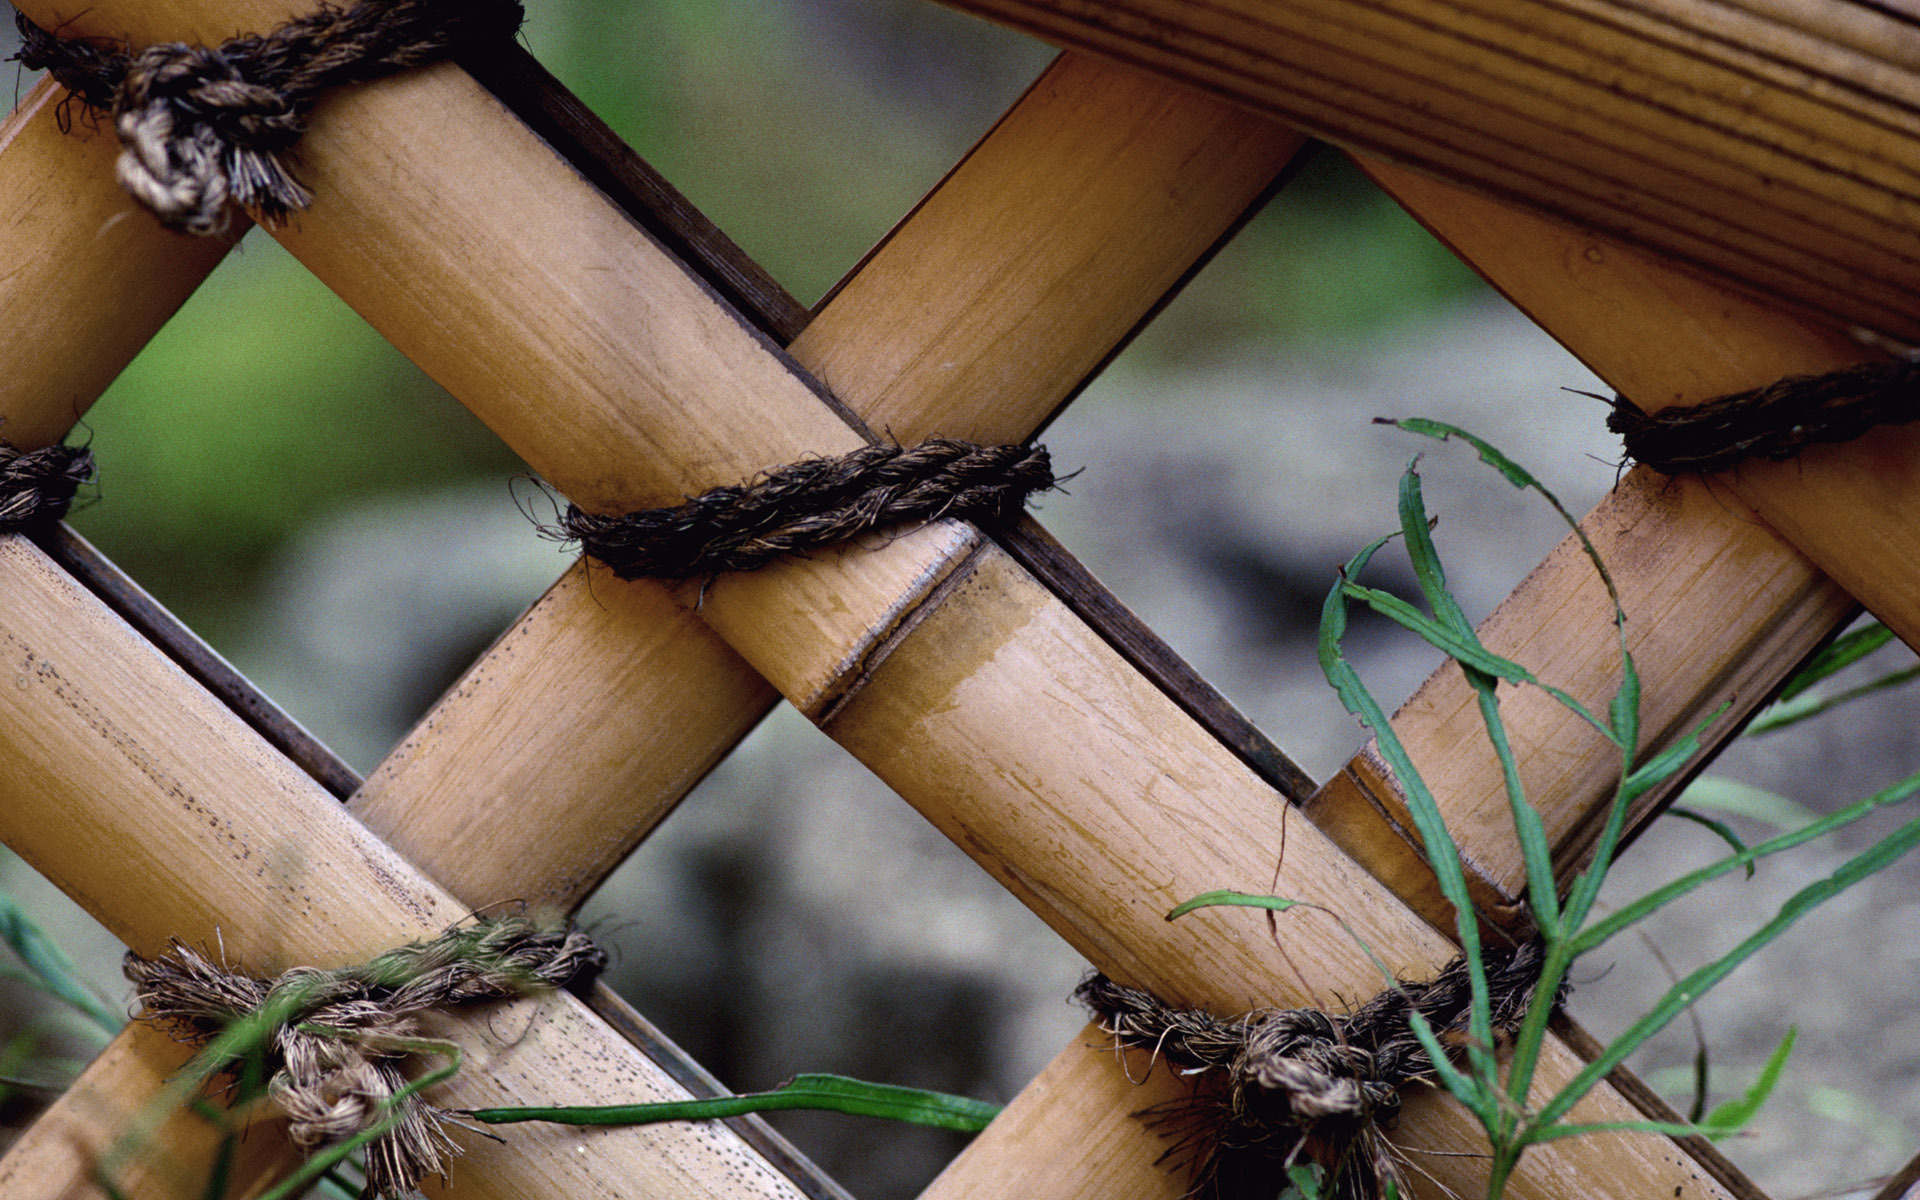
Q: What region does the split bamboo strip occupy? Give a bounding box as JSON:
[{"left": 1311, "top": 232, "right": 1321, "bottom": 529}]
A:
[
  {"left": 1365, "top": 159, "right": 1920, "bottom": 660},
  {"left": 929, "top": 0, "right": 1920, "bottom": 342},
  {"left": 351, "top": 50, "right": 1305, "bottom": 908},
  {"left": 0, "top": 537, "right": 811, "bottom": 1200},
  {"left": 0, "top": 79, "right": 233, "bottom": 449},
  {"left": 7, "top": 20, "right": 1746, "bottom": 1200}
]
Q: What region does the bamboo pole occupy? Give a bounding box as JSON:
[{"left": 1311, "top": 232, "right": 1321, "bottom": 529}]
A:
[
  {"left": 0, "top": 79, "right": 234, "bottom": 449},
  {"left": 1365, "top": 158, "right": 1920, "bottom": 660},
  {"left": 1, "top": 46, "right": 1306, "bottom": 1197},
  {"left": 0, "top": 5, "right": 1778, "bottom": 1196},
  {"left": 928, "top": 0, "right": 1920, "bottom": 343},
  {"left": 351, "top": 50, "right": 1303, "bottom": 907},
  {"left": 0, "top": 537, "right": 811, "bottom": 1200}
]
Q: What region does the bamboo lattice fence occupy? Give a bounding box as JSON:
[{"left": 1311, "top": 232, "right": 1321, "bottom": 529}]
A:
[{"left": 0, "top": 2, "right": 1916, "bottom": 1199}]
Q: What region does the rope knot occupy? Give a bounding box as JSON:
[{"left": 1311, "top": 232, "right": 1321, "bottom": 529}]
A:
[
  {"left": 1078, "top": 940, "right": 1555, "bottom": 1200},
  {"left": 0, "top": 441, "right": 94, "bottom": 533},
  {"left": 125, "top": 916, "right": 604, "bottom": 1198},
  {"left": 15, "top": 0, "right": 525, "bottom": 233}
]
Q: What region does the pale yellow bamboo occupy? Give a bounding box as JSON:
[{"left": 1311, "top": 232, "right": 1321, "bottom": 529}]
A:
[
  {"left": 354, "top": 50, "right": 1303, "bottom": 909},
  {"left": 1, "top": 47, "right": 1304, "bottom": 1199},
  {"left": 929, "top": 0, "right": 1920, "bottom": 342},
  {"left": 0, "top": 8, "right": 1777, "bottom": 1198},
  {"left": 0, "top": 4, "right": 1742, "bottom": 1195},
  {"left": 0, "top": 537, "right": 809, "bottom": 1200},
  {"left": 1300, "top": 147, "right": 1874, "bottom": 922},
  {"left": 1365, "top": 157, "right": 1920, "bottom": 660},
  {"left": 0, "top": 79, "right": 233, "bottom": 447}
]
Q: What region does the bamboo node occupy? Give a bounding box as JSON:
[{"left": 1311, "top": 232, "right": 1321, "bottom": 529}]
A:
[
  {"left": 124, "top": 916, "right": 605, "bottom": 1198},
  {"left": 0, "top": 440, "right": 93, "bottom": 533},
  {"left": 1078, "top": 940, "right": 1555, "bottom": 1200},
  {"left": 550, "top": 438, "right": 1060, "bottom": 579},
  {"left": 12, "top": 0, "right": 525, "bottom": 234},
  {"left": 1609, "top": 358, "right": 1920, "bottom": 475}
]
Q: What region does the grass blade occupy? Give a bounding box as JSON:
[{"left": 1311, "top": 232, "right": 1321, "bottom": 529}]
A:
[
  {"left": 1775, "top": 623, "right": 1894, "bottom": 704},
  {"left": 1747, "top": 664, "right": 1920, "bottom": 736},
  {"left": 1574, "top": 765, "right": 1920, "bottom": 954},
  {"left": 1664, "top": 808, "right": 1754, "bottom": 878},
  {"left": 0, "top": 889, "right": 122, "bottom": 1036},
  {"left": 1701, "top": 1026, "right": 1796, "bottom": 1135},
  {"left": 469, "top": 1073, "right": 1002, "bottom": 1133},
  {"left": 1541, "top": 813, "right": 1920, "bottom": 1128},
  {"left": 1165, "top": 891, "right": 1305, "bottom": 921}
]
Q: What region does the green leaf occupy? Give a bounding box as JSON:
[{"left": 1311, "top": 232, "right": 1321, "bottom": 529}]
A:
[
  {"left": 1776, "top": 623, "right": 1895, "bottom": 704},
  {"left": 1542, "top": 811, "right": 1920, "bottom": 1128},
  {"left": 1664, "top": 808, "right": 1754, "bottom": 878},
  {"left": 1747, "top": 664, "right": 1920, "bottom": 736},
  {"left": 468, "top": 1074, "right": 1002, "bottom": 1133},
  {"left": 1674, "top": 777, "right": 1814, "bottom": 832},
  {"left": 1166, "top": 891, "right": 1305, "bottom": 922},
  {"left": 1701, "top": 1026, "right": 1796, "bottom": 1136},
  {"left": 0, "top": 890, "right": 123, "bottom": 1036},
  {"left": 1575, "top": 764, "right": 1920, "bottom": 954}
]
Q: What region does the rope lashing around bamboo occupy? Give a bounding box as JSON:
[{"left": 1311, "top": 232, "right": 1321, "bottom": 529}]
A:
[
  {"left": 555, "top": 438, "right": 1058, "bottom": 579},
  {"left": 124, "top": 917, "right": 605, "bottom": 1198},
  {"left": 0, "top": 441, "right": 93, "bottom": 532},
  {"left": 1077, "top": 940, "right": 1554, "bottom": 1200},
  {"left": 1609, "top": 358, "right": 1920, "bottom": 475},
  {"left": 12, "top": 0, "right": 524, "bottom": 234}
]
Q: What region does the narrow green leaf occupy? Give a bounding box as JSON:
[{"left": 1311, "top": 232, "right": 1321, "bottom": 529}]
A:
[
  {"left": 1403, "top": 1008, "right": 1496, "bottom": 1126},
  {"left": 1701, "top": 1026, "right": 1796, "bottom": 1135},
  {"left": 1748, "top": 664, "right": 1920, "bottom": 736},
  {"left": 0, "top": 890, "right": 123, "bottom": 1036},
  {"left": 1166, "top": 891, "right": 1304, "bottom": 922},
  {"left": 1675, "top": 778, "right": 1814, "bottom": 831},
  {"left": 1664, "top": 808, "right": 1754, "bottom": 878},
  {"left": 470, "top": 1074, "right": 1002, "bottom": 1133},
  {"left": 1542, "top": 813, "right": 1920, "bottom": 1128},
  {"left": 1576, "top": 765, "right": 1920, "bottom": 954},
  {"left": 1776, "top": 623, "right": 1895, "bottom": 704}
]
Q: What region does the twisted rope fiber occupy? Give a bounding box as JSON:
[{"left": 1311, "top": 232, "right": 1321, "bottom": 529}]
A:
[
  {"left": 559, "top": 438, "right": 1058, "bottom": 579},
  {"left": 1078, "top": 940, "right": 1554, "bottom": 1200},
  {"left": 126, "top": 917, "right": 604, "bottom": 1198},
  {"left": 13, "top": 0, "right": 524, "bottom": 234},
  {"left": 1609, "top": 358, "right": 1920, "bottom": 474},
  {"left": 0, "top": 440, "right": 93, "bottom": 532}
]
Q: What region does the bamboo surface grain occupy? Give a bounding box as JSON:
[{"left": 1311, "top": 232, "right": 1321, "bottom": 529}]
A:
[
  {"left": 0, "top": 4, "right": 1746, "bottom": 1196},
  {"left": 353, "top": 50, "right": 1306, "bottom": 909},
  {"left": 1367, "top": 159, "right": 1920, "bottom": 661},
  {"left": 0, "top": 537, "right": 811, "bottom": 1200},
  {"left": 0, "top": 9, "right": 1797, "bottom": 1198},
  {"left": 0, "top": 79, "right": 234, "bottom": 449},
  {"left": 0, "top": 41, "right": 1306, "bottom": 1199},
  {"left": 929, "top": 0, "right": 1920, "bottom": 343}
]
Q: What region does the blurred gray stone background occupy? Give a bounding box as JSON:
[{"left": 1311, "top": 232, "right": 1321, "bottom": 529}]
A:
[{"left": 3, "top": 4, "right": 1916, "bottom": 1199}]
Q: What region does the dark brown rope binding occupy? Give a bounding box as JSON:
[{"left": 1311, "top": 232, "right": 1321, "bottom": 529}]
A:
[
  {"left": 1608, "top": 358, "right": 1920, "bottom": 475},
  {"left": 558, "top": 438, "right": 1059, "bottom": 579},
  {"left": 0, "top": 440, "right": 93, "bottom": 533},
  {"left": 1078, "top": 940, "right": 1554, "bottom": 1200},
  {"left": 13, "top": 0, "right": 525, "bottom": 234},
  {"left": 125, "top": 916, "right": 605, "bottom": 1198}
]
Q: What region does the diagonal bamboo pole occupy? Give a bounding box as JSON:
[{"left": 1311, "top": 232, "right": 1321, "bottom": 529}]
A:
[
  {"left": 928, "top": 0, "right": 1920, "bottom": 343},
  {"left": 0, "top": 13, "right": 1779, "bottom": 1200},
  {"left": 0, "top": 48, "right": 1306, "bottom": 1198},
  {"left": 0, "top": 11, "right": 1881, "bottom": 1198}
]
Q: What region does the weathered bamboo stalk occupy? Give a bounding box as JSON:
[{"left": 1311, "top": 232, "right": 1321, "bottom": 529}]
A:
[
  {"left": 0, "top": 537, "right": 812, "bottom": 1200},
  {"left": 0, "top": 80, "right": 234, "bottom": 449},
  {"left": 928, "top": 0, "right": 1920, "bottom": 343},
  {"left": 1, "top": 46, "right": 1305, "bottom": 1197},
  {"left": 351, "top": 50, "right": 1304, "bottom": 906},
  {"left": 16, "top": 10, "right": 1748, "bottom": 1199}
]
